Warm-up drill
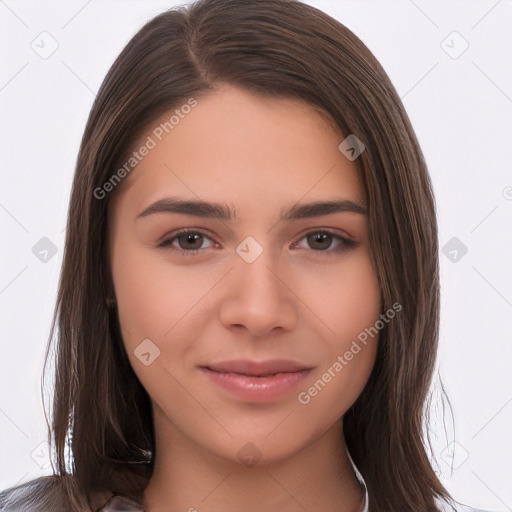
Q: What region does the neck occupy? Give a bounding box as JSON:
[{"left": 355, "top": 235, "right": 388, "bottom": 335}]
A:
[{"left": 142, "top": 405, "right": 364, "bottom": 512}]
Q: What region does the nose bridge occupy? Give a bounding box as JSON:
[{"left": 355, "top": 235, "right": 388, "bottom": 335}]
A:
[
  {"left": 219, "top": 236, "right": 298, "bottom": 335},
  {"left": 234, "top": 238, "right": 283, "bottom": 301}
]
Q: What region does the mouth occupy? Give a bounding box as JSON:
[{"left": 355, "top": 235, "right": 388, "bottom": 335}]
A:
[
  {"left": 203, "top": 358, "right": 313, "bottom": 376},
  {"left": 199, "top": 359, "right": 313, "bottom": 401},
  {"left": 206, "top": 369, "right": 301, "bottom": 377}
]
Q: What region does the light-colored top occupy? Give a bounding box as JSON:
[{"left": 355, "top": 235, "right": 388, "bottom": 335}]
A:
[{"left": 345, "top": 446, "right": 369, "bottom": 512}]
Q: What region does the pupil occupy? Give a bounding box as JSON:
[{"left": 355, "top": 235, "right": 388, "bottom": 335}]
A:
[
  {"left": 182, "top": 233, "right": 201, "bottom": 249},
  {"left": 309, "top": 233, "right": 331, "bottom": 250}
]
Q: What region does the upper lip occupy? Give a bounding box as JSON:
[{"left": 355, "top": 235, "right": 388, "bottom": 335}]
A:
[{"left": 203, "top": 359, "right": 313, "bottom": 377}]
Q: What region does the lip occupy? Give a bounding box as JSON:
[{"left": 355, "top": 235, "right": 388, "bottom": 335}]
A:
[
  {"left": 199, "top": 359, "right": 313, "bottom": 402},
  {"left": 205, "top": 359, "right": 312, "bottom": 376}
]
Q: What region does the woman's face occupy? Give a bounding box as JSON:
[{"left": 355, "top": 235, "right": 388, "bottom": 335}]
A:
[{"left": 108, "top": 84, "right": 381, "bottom": 465}]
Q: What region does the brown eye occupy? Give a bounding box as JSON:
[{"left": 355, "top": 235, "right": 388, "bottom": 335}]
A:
[
  {"left": 176, "top": 233, "right": 204, "bottom": 250},
  {"left": 157, "top": 229, "right": 216, "bottom": 255},
  {"left": 292, "top": 230, "right": 356, "bottom": 254},
  {"left": 307, "top": 232, "right": 334, "bottom": 250}
]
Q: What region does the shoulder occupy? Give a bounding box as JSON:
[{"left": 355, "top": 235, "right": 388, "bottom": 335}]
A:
[
  {"left": 0, "top": 474, "right": 72, "bottom": 511},
  {"left": 0, "top": 475, "right": 112, "bottom": 512}
]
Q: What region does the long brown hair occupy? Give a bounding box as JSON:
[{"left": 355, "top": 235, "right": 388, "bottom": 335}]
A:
[{"left": 0, "top": 0, "right": 453, "bottom": 510}]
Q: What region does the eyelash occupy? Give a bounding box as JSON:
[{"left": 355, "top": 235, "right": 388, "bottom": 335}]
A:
[{"left": 156, "top": 228, "right": 357, "bottom": 257}]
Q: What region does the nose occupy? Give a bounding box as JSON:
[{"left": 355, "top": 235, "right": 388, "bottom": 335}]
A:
[{"left": 218, "top": 252, "right": 299, "bottom": 338}]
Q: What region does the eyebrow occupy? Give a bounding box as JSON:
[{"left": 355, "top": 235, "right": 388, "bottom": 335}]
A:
[{"left": 136, "top": 196, "right": 367, "bottom": 221}]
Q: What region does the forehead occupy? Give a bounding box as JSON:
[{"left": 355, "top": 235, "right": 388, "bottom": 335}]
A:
[{"left": 111, "top": 84, "right": 365, "bottom": 215}]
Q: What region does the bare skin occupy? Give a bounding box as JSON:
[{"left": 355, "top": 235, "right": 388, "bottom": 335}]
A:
[{"left": 108, "top": 84, "right": 381, "bottom": 512}]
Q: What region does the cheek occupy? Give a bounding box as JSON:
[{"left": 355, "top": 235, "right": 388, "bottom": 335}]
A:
[
  {"left": 110, "top": 240, "right": 223, "bottom": 382},
  {"left": 295, "top": 319, "right": 380, "bottom": 434},
  {"left": 111, "top": 247, "right": 169, "bottom": 338},
  {"left": 111, "top": 242, "right": 204, "bottom": 340},
  {"left": 331, "top": 260, "right": 381, "bottom": 341},
  {"left": 110, "top": 246, "right": 206, "bottom": 407},
  {"left": 294, "top": 251, "right": 381, "bottom": 414},
  {"left": 296, "top": 248, "right": 381, "bottom": 340}
]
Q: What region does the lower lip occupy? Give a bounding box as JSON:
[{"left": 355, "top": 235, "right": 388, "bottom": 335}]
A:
[{"left": 200, "top": 367, "right": 312, "bottom": 402}]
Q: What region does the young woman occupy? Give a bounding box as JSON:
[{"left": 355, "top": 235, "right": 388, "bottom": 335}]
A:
[{"left": 0, "top": 0, "right": 494, "bottom": 511}]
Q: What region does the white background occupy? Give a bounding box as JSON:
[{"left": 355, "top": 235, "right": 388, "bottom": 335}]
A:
[{"left": 0, "top": 1, "right": 511, "bottom": 510}]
